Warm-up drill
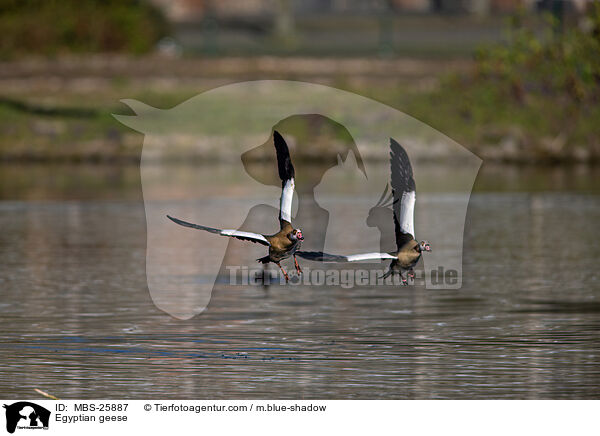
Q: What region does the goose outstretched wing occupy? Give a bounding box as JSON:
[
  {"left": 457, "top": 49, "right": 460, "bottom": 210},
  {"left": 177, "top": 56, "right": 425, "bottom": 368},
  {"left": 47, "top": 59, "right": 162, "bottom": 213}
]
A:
[
  {"left": 167, "top": 215, "right": 270, "bottom": 246},
  {"left": 273, "top": 130, "right": 295, "bottom": 228},
  {"left": 390, "top": 138, "right": 416, "bottom": 249},
  {"left": 297, "top": 251, "right": 396, "bottom": 262}
]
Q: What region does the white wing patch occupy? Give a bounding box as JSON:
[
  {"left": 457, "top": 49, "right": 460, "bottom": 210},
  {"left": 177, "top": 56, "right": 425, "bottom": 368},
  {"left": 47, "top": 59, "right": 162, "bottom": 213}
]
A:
[
  {"left": 221, "top": 230, "right": 270, "bottom": 244},
  {"left": 346, "top": 252, "right": 397, "bottom": 262},
  {"left": 280, "top": 178, "right": 295, "bottom": 222},
  {"left": 399, "top": 191, "right": 415, "bottom": 236}
]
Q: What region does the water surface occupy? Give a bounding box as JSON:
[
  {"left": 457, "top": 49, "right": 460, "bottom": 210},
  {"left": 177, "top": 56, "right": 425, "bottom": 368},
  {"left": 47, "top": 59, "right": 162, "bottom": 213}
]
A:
[{"left": 0, "top": 163, "right": 598, "bottom": 399}]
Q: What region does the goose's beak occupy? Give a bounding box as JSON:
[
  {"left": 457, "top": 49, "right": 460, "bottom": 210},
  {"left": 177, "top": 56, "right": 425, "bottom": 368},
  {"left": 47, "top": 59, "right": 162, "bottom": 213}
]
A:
[{"left": 297, "top": 231, "right": 304, "bottom": 240}]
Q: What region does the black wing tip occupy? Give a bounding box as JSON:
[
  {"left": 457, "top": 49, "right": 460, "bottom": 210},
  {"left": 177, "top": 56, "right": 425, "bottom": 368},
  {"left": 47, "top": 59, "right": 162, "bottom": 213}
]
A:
[
  {"left": 296, "top": 251, "right": 324, "bottom": 261},
  {"left": 167, "top": 214, "right": 185, "bottom": 223},
  {"left": 167, "top": 214, "right": 188, "bottom": 227},
  {"left": 390, "top": 137, "right": 415, "bottom": 191},
  {"left": 389, "top": 137, "right": 409, "bottom": 159},
  {"left": 296, "top": 251, "right": 347, "bottom": 262},
  {"left": 273, "top": 130, "right": 286, "bottom": 150},
  {"left": 273, "top": 130, "right": 295, "bottom": 181}
]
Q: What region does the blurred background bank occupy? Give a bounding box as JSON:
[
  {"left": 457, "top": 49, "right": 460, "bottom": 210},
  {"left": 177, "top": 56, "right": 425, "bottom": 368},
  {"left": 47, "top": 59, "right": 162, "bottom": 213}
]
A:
[{"left": 1, "top": 0, "right": 599, "bottom": 183}]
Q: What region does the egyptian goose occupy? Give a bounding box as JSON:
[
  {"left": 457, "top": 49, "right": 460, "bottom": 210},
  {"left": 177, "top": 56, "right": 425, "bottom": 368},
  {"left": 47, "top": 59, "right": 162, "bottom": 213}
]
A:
[
  {"left": 241, "top": 114, "right": 367, "bottom": 255},
  {"left": 167, "top": 130, "right": 304, "bottom": 282},
  {"left": 297, "top": 138, "right": 431, "bottom": 285}
]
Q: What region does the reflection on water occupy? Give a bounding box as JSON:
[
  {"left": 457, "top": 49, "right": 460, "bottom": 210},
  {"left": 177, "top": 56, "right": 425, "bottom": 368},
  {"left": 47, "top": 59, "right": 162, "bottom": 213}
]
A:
[
  {"left": 0, "top": 163, "right": 599, "bottom": 399},
  {"left": 1, "top": 163, "right": 599, "bottom": 200}
]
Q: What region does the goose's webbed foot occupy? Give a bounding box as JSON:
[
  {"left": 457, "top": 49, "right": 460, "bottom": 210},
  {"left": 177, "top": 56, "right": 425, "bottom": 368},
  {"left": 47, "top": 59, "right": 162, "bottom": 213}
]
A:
[{"left": 400, "top": 272, "right": 409, "bottom": 286}]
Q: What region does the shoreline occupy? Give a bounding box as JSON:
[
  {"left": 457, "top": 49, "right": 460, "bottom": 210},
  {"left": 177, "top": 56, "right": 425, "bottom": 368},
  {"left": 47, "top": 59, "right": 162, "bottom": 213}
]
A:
[{"left": 1, "top": 55, "right": 598, "bottom": 165}]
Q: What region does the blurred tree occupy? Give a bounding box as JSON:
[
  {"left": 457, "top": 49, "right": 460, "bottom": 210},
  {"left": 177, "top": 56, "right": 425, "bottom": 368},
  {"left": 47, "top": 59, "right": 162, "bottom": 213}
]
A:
[
  {"left": 476, "top": 3, "right": 600, "bottom": 104},
  {"left": 0, "top": 0, "right": 169, "bottom": 58},
  {"left": 422, "top": 2, "right": 600, "bottom": 160}
]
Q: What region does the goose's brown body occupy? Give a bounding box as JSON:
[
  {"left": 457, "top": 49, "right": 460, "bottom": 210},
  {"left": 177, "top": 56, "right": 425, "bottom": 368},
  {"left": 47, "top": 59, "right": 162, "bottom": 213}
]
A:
[
  {"left": 385, "top": 239, "right": 423, "bottom": 279},
  {"left": 395, "top": 239, "right": 422, "bottom": 269},
  {"left": 261, "top": 221, "right": 302, "bottom": 263}
]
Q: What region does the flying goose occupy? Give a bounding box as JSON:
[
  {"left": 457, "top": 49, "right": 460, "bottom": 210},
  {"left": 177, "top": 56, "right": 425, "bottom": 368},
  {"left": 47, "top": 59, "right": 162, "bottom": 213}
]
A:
[
  {"left": 297, "top": 138, "right": 430, "bottom": 285},
  {"left": 167, "top": 130, "right": 304, "bottom": 282}
]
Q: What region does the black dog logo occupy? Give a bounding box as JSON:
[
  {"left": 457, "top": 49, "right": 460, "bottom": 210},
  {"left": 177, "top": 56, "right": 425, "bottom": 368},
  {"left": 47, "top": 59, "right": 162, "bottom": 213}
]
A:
[{"left": 3, "top": 402, "right": 50, "bottom": 434}]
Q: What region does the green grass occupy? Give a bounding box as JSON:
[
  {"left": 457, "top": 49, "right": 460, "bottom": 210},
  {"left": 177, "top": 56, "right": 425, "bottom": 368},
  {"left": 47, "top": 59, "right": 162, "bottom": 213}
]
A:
[
  {"left": 0, "top": 40, "right": 599, "bottom": 164},
  {"left": 1, "top": 76, "right": 598, "bottom": 163}
]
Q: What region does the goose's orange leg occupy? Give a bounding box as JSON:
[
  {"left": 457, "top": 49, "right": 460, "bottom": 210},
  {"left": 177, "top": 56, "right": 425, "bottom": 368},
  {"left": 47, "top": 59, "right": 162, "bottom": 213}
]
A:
[
  {"left": 276, "top": 262, "right": 290, "bottom": 282},
  {"left": 293, "top": 255, "right": 303, "bottom": 275}
]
